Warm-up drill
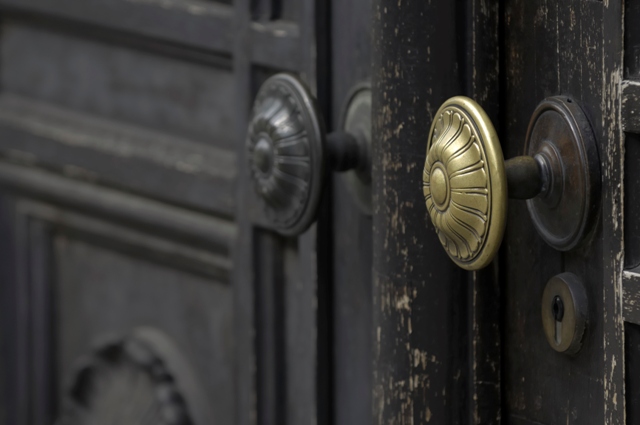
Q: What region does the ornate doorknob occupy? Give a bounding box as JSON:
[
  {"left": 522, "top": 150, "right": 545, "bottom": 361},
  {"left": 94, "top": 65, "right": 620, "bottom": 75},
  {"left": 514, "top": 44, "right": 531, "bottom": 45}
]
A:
[
  {"left": 422, "top": 96, "right": 600, "bottom": 270},
  {"left": 247, "top": 73, "right": 372, "bottom": 236}
]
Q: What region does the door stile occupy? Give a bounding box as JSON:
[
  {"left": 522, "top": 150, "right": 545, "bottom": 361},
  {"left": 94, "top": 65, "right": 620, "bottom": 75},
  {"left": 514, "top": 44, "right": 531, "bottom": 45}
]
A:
[
  {"left": 232, "top": 2, "right": 256, "bottom": 424},
  {"left": 232, "top": 0, "right": 331, "bottom": 423},
  {"left": 500, "top": 0, "right": 625, "bottom": 423},
  {"left": 601, "top": 0, "right": 625, "bottom": 423},
  {"left": 466, "top": 0, "right": 502, "bottom": 423},
  {"left": 372, "top": 1, "right": 472, "bottom": 423}
]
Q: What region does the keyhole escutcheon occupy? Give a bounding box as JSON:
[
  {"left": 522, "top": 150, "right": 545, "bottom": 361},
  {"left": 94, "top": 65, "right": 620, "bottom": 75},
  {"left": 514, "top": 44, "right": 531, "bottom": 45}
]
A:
[{"left": 541, "top": 273, "right": 588, "bottom": 355}]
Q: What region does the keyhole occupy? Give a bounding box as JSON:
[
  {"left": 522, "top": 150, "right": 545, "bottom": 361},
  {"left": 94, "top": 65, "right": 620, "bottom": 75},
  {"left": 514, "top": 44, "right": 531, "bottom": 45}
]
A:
[
  {"left": 552, "top": 296, "right": 565, "bottom": 321},
  {"left": 552, "top": 296, "right": 564, "bottom": 345}
]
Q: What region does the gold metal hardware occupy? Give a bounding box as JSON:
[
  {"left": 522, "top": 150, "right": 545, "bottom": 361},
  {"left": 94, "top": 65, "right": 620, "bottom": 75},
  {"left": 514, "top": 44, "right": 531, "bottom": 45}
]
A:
[
  {"left": 423, "top": 96, "right": 599, "bottom": 270},
  {"left": 423, "top": 96, "right": 507, "bottom": 270}
]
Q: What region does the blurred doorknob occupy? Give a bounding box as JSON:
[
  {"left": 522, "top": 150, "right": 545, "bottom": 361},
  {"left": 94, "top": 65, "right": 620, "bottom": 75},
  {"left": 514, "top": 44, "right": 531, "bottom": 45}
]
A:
[{"left": 247, "top": 73, "right": 372, "bottom": 236}]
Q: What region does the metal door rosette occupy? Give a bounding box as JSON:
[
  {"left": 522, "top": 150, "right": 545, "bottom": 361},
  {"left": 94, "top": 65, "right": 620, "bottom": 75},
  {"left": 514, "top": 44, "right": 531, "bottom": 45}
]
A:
[{"left": 57, "top": 327, "right": 212, "bottom": 425}]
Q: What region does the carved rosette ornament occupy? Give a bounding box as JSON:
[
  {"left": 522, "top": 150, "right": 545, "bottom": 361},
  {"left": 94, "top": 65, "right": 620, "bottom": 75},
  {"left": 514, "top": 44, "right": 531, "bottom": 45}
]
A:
[
  {"left": 423, "top": 97, "right": 507, "bottom": 270},
  {"left": 247, "top": 74, "right": 325, "bottom": 236},
  {"left": 57, "top": 328, "right": 211, "bottom": 425}
]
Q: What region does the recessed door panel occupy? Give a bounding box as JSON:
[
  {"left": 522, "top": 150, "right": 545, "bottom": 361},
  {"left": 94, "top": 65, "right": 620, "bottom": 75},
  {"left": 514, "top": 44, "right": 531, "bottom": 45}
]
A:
[{"left": 55, "top": 236, "right": 234, "bottom": 420}]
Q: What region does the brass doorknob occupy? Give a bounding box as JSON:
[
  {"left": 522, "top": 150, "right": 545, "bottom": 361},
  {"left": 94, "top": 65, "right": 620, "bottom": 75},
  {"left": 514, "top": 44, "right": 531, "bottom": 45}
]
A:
[
  {"left": 423, "top": 96, "right": 600, "bottom": 270},
  {"left": 247, "top": 73, "right": 372, "bottom": 236}
]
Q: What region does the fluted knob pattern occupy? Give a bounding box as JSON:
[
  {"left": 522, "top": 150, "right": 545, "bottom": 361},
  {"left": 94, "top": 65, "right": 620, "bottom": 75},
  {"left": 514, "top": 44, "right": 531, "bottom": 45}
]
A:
[
  {"left": 423, "top": 97, "right": 507, "bottom": 270},
  {"left": 247, "top": 74, "right": 325, "bottom": 236}
]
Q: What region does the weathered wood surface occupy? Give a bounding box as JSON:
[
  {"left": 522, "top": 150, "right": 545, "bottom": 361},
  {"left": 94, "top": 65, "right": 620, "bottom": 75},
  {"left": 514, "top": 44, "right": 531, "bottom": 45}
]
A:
[
  {"left": 502, "top": 1, "right": 623, "bottom": 424},
  {"left": 373, "top": 0, "right": 625, "bottom": 424},
  {"left": 624, "top": 271, "right": 640, "bottom": 325},
  {"left": 622, "top": 82, "right": 640, "bottom": 134},
  {"left": 372, "top": 1, "right": 470, "bottom": 423}
]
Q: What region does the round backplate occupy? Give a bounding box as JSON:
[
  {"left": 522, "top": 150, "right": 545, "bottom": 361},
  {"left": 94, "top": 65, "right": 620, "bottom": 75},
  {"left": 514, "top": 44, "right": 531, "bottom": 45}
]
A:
[
  {"left": 247, "top": 73, "right": 326, "bottom": 236},
  {"left": 341, "top": 85, "right": 372, "bottom": 215},
  {"left": 525, "top": 97, "right": 600, "bottom": 251}
]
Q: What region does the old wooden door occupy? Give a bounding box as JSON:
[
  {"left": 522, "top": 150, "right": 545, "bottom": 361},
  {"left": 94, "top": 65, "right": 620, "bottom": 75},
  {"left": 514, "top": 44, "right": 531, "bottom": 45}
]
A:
[
  {"left": 0, "top": 0, "right": 374, "bottom": 424},
  {"left": 373, "top": 0, "right": 631, "bottom": 424}
]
